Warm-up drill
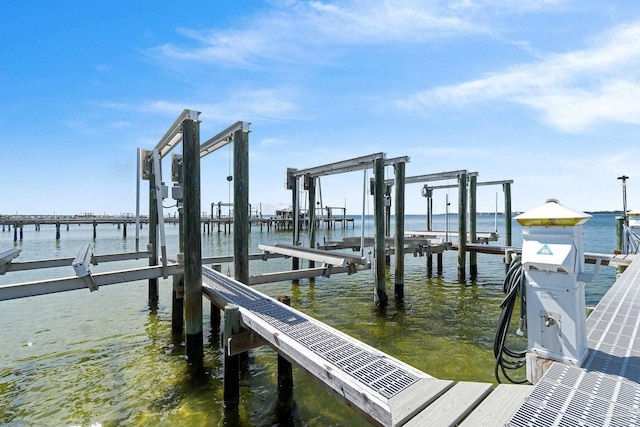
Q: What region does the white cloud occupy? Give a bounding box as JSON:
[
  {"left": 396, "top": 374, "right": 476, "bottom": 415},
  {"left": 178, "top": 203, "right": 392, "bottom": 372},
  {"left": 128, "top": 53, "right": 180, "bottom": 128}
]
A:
[
  {"left": 150, "top": 1, "right": 487, "bottom": 66},
  {"left": 397, "top": 22, "right": 640, "bottom": 133}
]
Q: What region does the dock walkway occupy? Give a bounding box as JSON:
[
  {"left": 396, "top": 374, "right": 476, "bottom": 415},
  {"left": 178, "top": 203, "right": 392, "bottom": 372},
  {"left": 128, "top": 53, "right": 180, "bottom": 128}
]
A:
[
  {"left": 507, "top": 254, "right": 640, "bottom": 426},
  {"left": 202, "top": 265, "right": 531, "bottom": 426}
]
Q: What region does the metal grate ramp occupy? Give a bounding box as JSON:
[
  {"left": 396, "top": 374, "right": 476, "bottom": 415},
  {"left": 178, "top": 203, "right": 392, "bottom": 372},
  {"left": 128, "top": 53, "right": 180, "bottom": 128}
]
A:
[
  {"left": 508, "top": 257, "right": 640, "bottom": 426},
  {"left": 201, "top": 265, "right": 453, "bottom": 426}
]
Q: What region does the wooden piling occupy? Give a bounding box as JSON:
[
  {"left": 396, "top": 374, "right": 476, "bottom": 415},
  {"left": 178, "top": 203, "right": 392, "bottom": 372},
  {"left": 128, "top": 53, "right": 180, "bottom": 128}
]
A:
[
  {"left": 55, "top": 221, "right": 60, "bottom": 240},
  {"left": 503, "top": 182, "right": 512, "bottom": 247},
  {"left": 437, "top": 253, "right": 443, "bottom": 275},
  {"left": 19, "top": 225, "right": 23, "bottom": 240},
  {"left": 148, "top": 170, "right": 159, "bottom": 303},
  {"left": 307, "top": 175, "right": 316, "bottom": 268},
  {"left": 469, "top": 175, "right": 478, "bottom": 279},
  {"left": 394, "top": 162, "right": 405, "bottom": 299},
  {"left": 616, "top": 216, "right": 624, "bottom": 253},
  {"left": 374, "top": 157, "right": 388, "bottom": 306},
  {"left": 172, "top": 210, "right": 185, "bottom": 335},
  {"left": 233, "top": 128, "right": 249, "bottom": 286},
  {"left": 457, "top": 173, "right": 467, "bottom": 282},
  {"left": 122, "top": 222, "right": 127, "bottom": 238},
  {"left": 183, "top": 117, "right": 203, "bottom": 365},
  {"left": 210, "top": 265, "right": 222, "bottom": 340},
  {"left": 277, "top": 296, "right": 293, "bottom": 392},
  {"left": 93, "top": 221, "right": 97, "bottom": 239},
  {"left": 223, "top": 304, "right": 241, "bottom": 406},
  {"left": 13, "top": 223, "right": 17, "bottom": 241}
]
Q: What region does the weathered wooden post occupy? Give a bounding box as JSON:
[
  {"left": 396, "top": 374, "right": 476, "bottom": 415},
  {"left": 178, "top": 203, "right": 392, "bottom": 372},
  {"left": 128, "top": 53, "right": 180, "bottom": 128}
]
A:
[
  {"left": 122, "top": 221, "right": 127, "bottom": 238},
  {"left": 306, "top": 175, "right": 316, "bottom": 268},
  {"left": 394, "top": 161, "right": 405, "bottom": 299},
  {"left": 148, "top": 163, "right": 159, "bottom": 303},
  {"left": 233, "top": 127, "right": 249, "bottom": 286},
  {"left": 92, "top": 221, "right": 97, "bottom": 239},
  {"left": 469, "top": 175, "right": 478, "bottom": 279},
  {"left": 223, "top": 304, "right": 240, "bottom": 406},
  {"left": 503, "top": 182, "right": 512, "bottom": 247},
  {"left": 171, "top": 208, "right": 184, "bottom": 335},
  {"left": 374, "top": 157, "right": 388, "bottom": 306},
  {"left": 457, "top": 172, "right": 467, "bottom": 282},
  {"left": 210, "top": 265, "right": 222, "bottom": 341},
  {"left": 19, "top": 224, "right": 23, "bottom": 240},
  {"left": 55, "top": 221, "right": 60, "bottom": 240},
  {"left": 183, "top": 117, "right": 203, "bottom": 365},
  {"left": 384, "top": 184, "right": 392, "bottom": 265},
  {"left": 616, "top": 216, "right": 624, "bottom": 253},
  {"left": 277, "top": 295, "right": 293, "bottom": 392}
]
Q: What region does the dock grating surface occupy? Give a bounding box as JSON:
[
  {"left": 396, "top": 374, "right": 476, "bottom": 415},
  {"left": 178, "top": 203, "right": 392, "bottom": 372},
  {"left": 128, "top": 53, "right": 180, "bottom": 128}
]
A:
[
  {"left": 508, "top": 256, "right": 640, "bottom": 426},
  {"left": 202, "top": 266, "right": 420, "bottom": 399}
]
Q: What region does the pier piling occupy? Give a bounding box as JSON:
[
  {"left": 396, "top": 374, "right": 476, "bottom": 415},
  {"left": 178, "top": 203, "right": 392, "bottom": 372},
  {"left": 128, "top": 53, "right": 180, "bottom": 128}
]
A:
[
  {"left": 223, "top": 304, "right": 241, "bottom": 406},
  {"left": 394, "top": 161, "right": 405, "bottom": 299},
  {"left": 374, "top": 157, "right": 388, "bottom": 306},
  {"left": 457, "top": 173, "right": 467, "bottom": 282},
  {"left": 277, "top": 295, "right": 294, "bottom": 392},
  {"left": 183, "top": 117, "right": 203, "bottom": 365},
  {"left": 469, "top": 175, "right": 478, "bottom": 279}
]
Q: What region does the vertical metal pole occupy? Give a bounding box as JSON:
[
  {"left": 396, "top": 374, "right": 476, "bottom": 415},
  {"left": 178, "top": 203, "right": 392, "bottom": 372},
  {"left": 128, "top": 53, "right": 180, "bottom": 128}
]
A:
[
  {"left": 394, "top": 162, "right": 405, "bottom": 299},
  {"left": 233, "top": 128, "right": 249, "bottom": 285},
  {"left": 292, "top": 175, "right": 300, "bottom": 271},
  {"left": 152, "top": 149, "right": 168, "bottom": 278},
  {"left": 469, "top": 175, "right": 477, "bottom": 279},
  {"left": 135, "top": 148, "right": 141, "bottom": 252},
  {"left": 457, "top": 173, "right": 467, "bottom": 282},
  {"left": 182, "top": 118, "right": 203, "bottom": 365},
  {"left": 618, "top": 175, "right": 629, "bottom": 254},
  {"left": 360, "top": 170, "right": 367, "bottom": 257},
  {"left": 374, "top": 158, "right": 388, "bottom": 306}
]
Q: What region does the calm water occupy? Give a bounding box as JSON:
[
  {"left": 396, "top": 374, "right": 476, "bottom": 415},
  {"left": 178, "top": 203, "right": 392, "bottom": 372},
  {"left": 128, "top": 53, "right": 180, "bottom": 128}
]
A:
[{"left": 0, "top": 214, "right": 618, "bottom": 426}]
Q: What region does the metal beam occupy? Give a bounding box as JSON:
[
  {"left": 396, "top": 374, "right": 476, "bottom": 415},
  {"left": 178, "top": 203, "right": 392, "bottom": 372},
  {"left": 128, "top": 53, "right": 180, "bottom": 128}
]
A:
[
  {"left": 292, "top": 153, "right": 385, "bottom": 178},
  {"left": 200, "top": 121, "right": 250, "bottom": 158},
  {"left": 154, "top": 109, "right": 200, "bottom": 158},
  {"left": 0, "top": 264, "right": 182, "bottom": 301},
  {"left": 425, "top": 179, "right": 512, "bottom": 191},
  {"left": 383, "top": 170, "right": 478, "bottom": 186},
  {"left": 258, "top": 243, "right": 367, "bottom": 267}
]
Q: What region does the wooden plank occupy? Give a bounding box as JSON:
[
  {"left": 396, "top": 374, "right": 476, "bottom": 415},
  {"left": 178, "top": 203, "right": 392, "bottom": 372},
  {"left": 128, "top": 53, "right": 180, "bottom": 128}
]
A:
[
  {"left": 458, "top": 384, "right": 532, "bottom": 427},
  {"left": 403, "top": 381, "right": 493, "bottom": 427},
  {"left": 389, "top": 377, "right": 454, "bottom": 426}
]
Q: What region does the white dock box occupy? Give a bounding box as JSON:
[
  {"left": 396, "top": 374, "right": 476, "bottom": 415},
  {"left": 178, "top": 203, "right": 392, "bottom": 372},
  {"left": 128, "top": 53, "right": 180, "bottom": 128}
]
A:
[{"left": 516, "top": 199, "right": 591, "bottom": 367}]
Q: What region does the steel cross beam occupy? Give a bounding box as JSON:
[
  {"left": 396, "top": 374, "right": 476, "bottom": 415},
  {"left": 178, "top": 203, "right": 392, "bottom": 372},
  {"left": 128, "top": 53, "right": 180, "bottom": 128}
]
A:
[
  {"left": 200, "top": 121, "right": 250, "bottom": 158},
  {"left": 154, "top": 109, "right": 201, "bottom": 158},
  {"left": 291, "top": 153, "right": 385, "bottom": 178}
]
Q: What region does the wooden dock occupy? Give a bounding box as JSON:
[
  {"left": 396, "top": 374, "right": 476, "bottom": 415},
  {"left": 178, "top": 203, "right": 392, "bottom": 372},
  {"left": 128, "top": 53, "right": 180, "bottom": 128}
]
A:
[{"left": 202, "top": 265, "right": 532, "bottom": 426}]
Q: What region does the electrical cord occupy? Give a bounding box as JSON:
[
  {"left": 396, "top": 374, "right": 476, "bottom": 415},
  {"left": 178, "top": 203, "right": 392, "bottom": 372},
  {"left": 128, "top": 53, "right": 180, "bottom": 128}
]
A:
[{"left": 493, "top": 254, "right": 529, "bottom": 384}]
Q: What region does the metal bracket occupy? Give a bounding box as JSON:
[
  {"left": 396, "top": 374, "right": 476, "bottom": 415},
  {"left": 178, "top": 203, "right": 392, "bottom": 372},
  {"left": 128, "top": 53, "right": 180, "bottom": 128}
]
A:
[
  {"left": 323, "top": 264, "right": 333, "bottom": 278},
  {"left": 72, "top": 244, "right": 98, "bottom": 292}
]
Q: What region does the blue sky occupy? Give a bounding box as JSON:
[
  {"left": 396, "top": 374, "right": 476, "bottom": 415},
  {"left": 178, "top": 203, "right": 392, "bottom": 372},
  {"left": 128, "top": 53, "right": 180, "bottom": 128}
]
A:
[{"left": 2, "top": 1, "right": 639, "bottom": 217}]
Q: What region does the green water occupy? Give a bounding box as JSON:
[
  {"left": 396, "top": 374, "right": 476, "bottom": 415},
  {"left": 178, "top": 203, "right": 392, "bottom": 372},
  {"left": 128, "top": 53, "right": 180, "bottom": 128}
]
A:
[{"left": 0, "top": 215, "right": 617, "bottom": 426}]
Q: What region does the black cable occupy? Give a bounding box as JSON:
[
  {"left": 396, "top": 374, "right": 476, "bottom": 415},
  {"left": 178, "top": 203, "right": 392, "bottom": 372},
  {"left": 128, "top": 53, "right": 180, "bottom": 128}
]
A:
[{"left": 493, "top": 255, "right": 529, "bottom": 384}]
